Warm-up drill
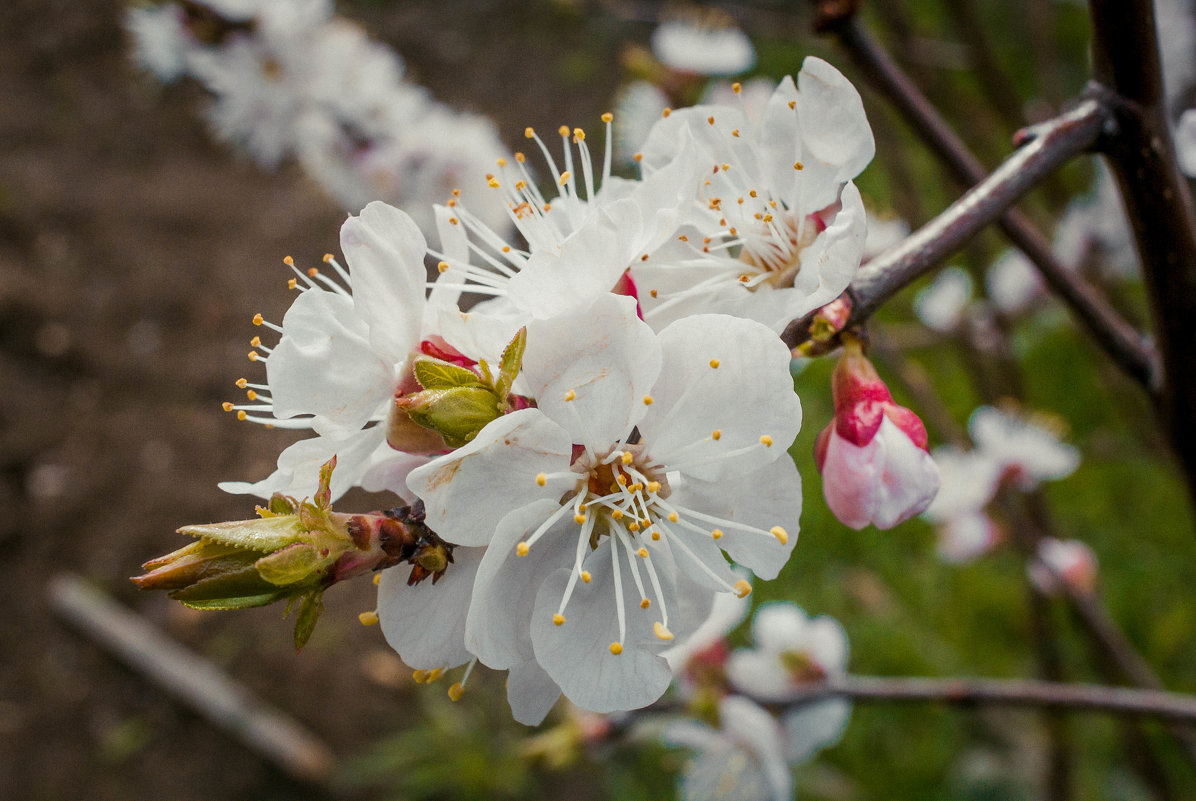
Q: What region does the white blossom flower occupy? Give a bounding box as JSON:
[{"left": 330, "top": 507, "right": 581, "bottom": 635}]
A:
[
  {"left": 635, "top": 58, "right": 874, "bottom": 332},
  {"left": 1175, "top": 108, "right": 1196, "bottom": 177},
  {"left": 936, "top": 510, "right": 1002, "bottom": 564},
  {"left": 1028, "top": 538, "right": 1099, "bottom": 596},
  {"left": 862, "top": 213, "right": 910, "bottom": 261},
  {"left": 985, "top": 249, "right": 1045, "bottom": 315},
  {"left": 922, "top": 446, "right": 1003, "bottom": 524},
  {"left": 407, "top": 294, "right": 802, "bottom": 713},
  {"left": 613, "top": 81, "right": 670, "bottom": 165},
  {"left": 651, "top": 16, "right": 756, "bottom": 77},
  {"left": 701, "top": 77, "right": 776, "bottom": 125},
  {"left": 664, "top": 695, "right": 792, "bottom": 801},
  {"left": 969, "top": 406, "right": 1080, "bottom": 490},
  {"left": 726, "top": 603, "right": 851, "bottom": 763},
  {"left": 126, "top": 4, "right": 193, "bottom": 81},
  {"left": 915, "top": 267, "right": 973, "bottom": 332}
]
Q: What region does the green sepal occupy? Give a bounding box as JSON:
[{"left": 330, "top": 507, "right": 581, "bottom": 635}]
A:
[
  {"left": 495, "top": 326, "right": 527, "bottom": 402},
  {"left": 293, "top": 590, "right": 325, "bottom": 650},
  {"left": 267, "top": 493, "right": 297, "bottom": 515},
  {"left": 177, "top": 516, "right": 303, "bottom": 554},
  {"left": 404, "top": 386, "right": 502, "bottom": 447},
  {"left": 169, "top": 562, "right": 290, "bottom": 607},
  {"left": 313, "top": 455, "right": 336, "bottom": 509},
  {"left": 413, "top": 357, "right": 486, "bottom": 390},
  {"left": 255, "top": 542, "right": 326, "bottom": 586},
  {"left": 175, "top": 591, "right": 291, "bottom": 611}
]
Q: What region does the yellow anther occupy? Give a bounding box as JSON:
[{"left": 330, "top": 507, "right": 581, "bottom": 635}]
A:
[
  {"left": 448, "top": 682, "right": 465, "bottom": 702},
  {"left": 633, "top": 153, "right": 643, "bottom": 162},
  {"left": 581, "top": 571, "right": 592, "bottom": 583},
  {"left": 283, "top": 255, "right": 294, "bottom": 266},
  {"left": 558, "top": 171, "right": 572, "bottom": 186},
  {"left": 653, "top": 622, "right": 674, "bottom": 641},
  {"left": 667, "top": 512, "right": 679, "bottom": 523},
  {"left": 794, "top": 160, "right": 804, "bottom": 170},
  {"left": 678, "top": 234, "right": 689, "bottom": 242},
  {"left": 616, "top": 473, "right": 628, "bottom": 486},
  {"left": 640, "top": 598, "right": 651, "bottom": 609},
  {"left": 502, "top": 245, "right": 511, "bottom": 253},
  {"left": 236, "top": 411, "right": 247, "bottom": 421},
  {"left": 222, "top": 402, "right": 234, "bottom": 412},
  {"left": 412, "top": 669, "right": 430, "bottom": 684},
  {"left": 524, "top": 127, "right": 535, "bottom": 138},
  {"left": 712, "top": 430, "right": 722, "bottom": 440},
  {"left": 602, "top": 112, "right": 613, "bottom": 123},
  {"left": 760, "top": 435, "right": 774, "bottom": 447},
  {"left": 651, "top": 531, "right": 661, "bottom": 541},
  {"left": 358, "top": 611, "right": 380, "bottom": 626},
  {"left": 516, "top": 541, "right": 530, "bottom": 557},
  {"left": 739, "top": 274, "right": 752, "bottom": 283},
  {"left": 612, "top": 509, "right": 624, "bottom": 520},
  {"left": 235, "top": 378, "right": 247, "bottom": 388},
  {"left": 647, "top": 481, "right": 661, "bottom": 493},
  {"left": 322, "top": 253, "right": 334, "bottom": 263},
  {"left": 250, "top": 336, "right": 261, "bottom": 347},
  {"left": 246, "top": 390, "right": 257, "bottom": 401},
  {"left": 558, "top": 125, "right": 570, "bottom": 137},
  {"left": 448, "top": 217, "right": 459, "bottom": 226},
  {"left": 287, "top": 278, "right": 297, "bottom": 290},
  {"left": 621, "top": 451, "right": 634, "bottom": 465},
  {"left": 732, "top": 129, "right": 741, "bottom": 138},
  {"left": 248, "top": 350, "right": 259, "bottom": 361},
  {"left": 437, "top": 261, "right": 450, "bottom": 274},
  {"left": 373, "top": 573, "right": 381, "bottom": 586},
  {"left": 252, "top": 313, "right": 264, "bottom": 326},
  {"left": 497, "top": 157, "right": 507, "bottom": 167},
  {"left": 637, "top": 547, "right": 649, "bottom": 558},
  {"left": 630, "top": 482, "right": 643, "bottom": 492},
  {"left": 580, "top": 503, "right": 588, "bottom": 512},
  {"left": 709, "top": 358, "right": 720, "bottom": 369},
  {"left": 732, "top": 82, "right": 742, "bottom": 94},
  {"left": 487, "top": 177, "right": 500, "bottom": 188},
  {"left": 553, "top": 613, "right": 566, "bottom": 626},
  {"left": 609, "top": 642, "right": 624, "bottom": 655},
  {"left": 722, "top": 162, "right": 731, "bottom": 171},
  {"left": 574, "top": 513, "right": 587, "bottom": 525},
  {"left": 642, "top": 395, "right": 654, "bottom": 405},
  {"left": 565, "top": 389, "right": 576, "bottom": 402},
  {"left": 452, "top": 188, "right": 461, "bottom": 197},
  {"left": 536, "top": 472, "right": 547, "bottom": 486},
  {"left": 771, "top": 526, "right": 789, "bottom": 545},
  {"left": 712, "top": 529, "right": 724, "bottom": 540},
  {"left": 627, "top": 521, "right": 640, "bottom": 532},
  {"left": 306, "top": 267, "right": 319, "bottom": 278},
  {"left": 515, "top": 152, "right": 526, "bottom": 162},
  {"left": 426, "top": 668, "right": 445, "bottom": 682},
  {"left": 707, "top": 115, "right": 715, "bottom": 125},
  {"left": 763, "top": 214, "right": 774, "bottom": 223},
  {"left": 662, "top": 107, "right": 672, "bottom": 118},
  {"left": 734, "top": 579, "right": 753, "bottom": 598},
  {"left": 515, "top": 180, "right": 526, "bottom": 191},
  {"left": 573, "top": 127, "right": 585, "bottom": 141}
]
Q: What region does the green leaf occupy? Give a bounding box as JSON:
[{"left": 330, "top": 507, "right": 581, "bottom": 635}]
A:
[
  {"left": 414, "top": 357, "right": 485, "bottom": 390},
  {"left": 169, "top": 563, "right": 287, "bottom": 607},
  {"left": 178, "top": 516, "right": 303, "bottom": 554},
  {"left": 255, "top": 542, "right": 325, "bottom": 586},
  {"left": 404, "top": 386, "right": 502, "bottom": 447},
  {"left": 314, "top": 455, "right": 336, "bottom": 509},
  {"left": 293, "top": 590, "right": 324, "bottom": 650},
  {"left": 495, "top": 326, "right": 527, "bottom": 401}
]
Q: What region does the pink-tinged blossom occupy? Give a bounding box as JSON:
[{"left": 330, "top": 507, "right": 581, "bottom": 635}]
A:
[
  {"left": 1028, "top": 538, "right": 1099, "bottom": 596},
  {"left": 726, "top": 603, "right": 851, "bottom": 763},
  {"left": 815, "top": 340, "right": 939, "bottom": 530},
  {"left": 407, "top": 294, "right": 802, "bottom": 715},
  {"left": 968, "top": 406, "right": 1080, "bottom": 490}
]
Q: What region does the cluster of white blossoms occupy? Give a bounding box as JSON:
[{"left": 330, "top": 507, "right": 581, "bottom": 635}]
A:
[
  {"left": 212, "top": 56, "right": 877, "bottom": 722},
  {"left": 126, "top": 0, "right": 510, "bottom": 238},
  {"left": 924, "top": 405, "right": 1083, "bottom": 565}
]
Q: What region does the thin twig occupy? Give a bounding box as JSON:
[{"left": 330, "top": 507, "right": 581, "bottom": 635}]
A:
[
  {"left": 782, "top": 99, "right": 1109, "bottom": 349},
  {"left": 48, "top": 573, "right": 336, "bottom": 785},
  {"left": 806, "top": 4, "right": 1158, "bottom": 392},
  {"left": 774, "top": 676, "right": 1196, "bottom": 723},
  {"left": 1087, "top": 0, "right": 1196, "bottom": 511}
]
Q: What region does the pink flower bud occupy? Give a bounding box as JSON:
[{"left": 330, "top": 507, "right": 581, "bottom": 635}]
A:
[
  {"left": 816, "top": 340, "right": 939, "bottom": 530},
  {"left": 1028, "top": 538, "right": 1098, "bottom": 596}
]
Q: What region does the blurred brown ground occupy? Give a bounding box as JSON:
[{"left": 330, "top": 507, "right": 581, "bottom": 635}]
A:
[{"left": 0, "top": 1, "right": 619, "bottom": 798}]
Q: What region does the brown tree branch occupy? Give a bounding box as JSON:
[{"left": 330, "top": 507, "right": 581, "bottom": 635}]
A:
[
  {"left": 782, "top": 100, "right": 1110, "bottom": 348},
  {"left": 806, "top": 5, "right": 1158, "bottom": 392},
  {"left": 1087, "top": 0, "right": 1196, "bottom": 511}
]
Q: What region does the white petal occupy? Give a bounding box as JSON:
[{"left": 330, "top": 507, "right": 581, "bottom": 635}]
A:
[
  {"left": 218, "top": 426, "right": 382, "bottom": 502},
  {"left": 796, "top": 57, "right": 875, "bottom": 196},
  {"left": 751, "top": 603, "right": 811, "bottom": 653},
  {"left": 869, "top": 417, "right": 941, "bottom": 529},
  {"left": 522, "top": 294, "right": 660, "bottom": 451},
  {"left": 530, "top": 540, "right": 675, "bottom": 713},
  {"left": 915, "top": 266, "right": 974, "bottom": 332},
  {"left": 726, "top": 649, "right": 796, "bottom": 701},
  {"left": 789, "top": 181, "right": 868, "bottom": 317},
  {"left": 376, "top": 544, "right": 483, "bottom": 670},
  {"left": 266, "top": 288, "right": 394, "bottom": 436},
  {"left": 406, "top": 409, "right": 573, "bottom": 546},
  {"left": 506, "top": 659, "right": 562, "bottom": 726},
  {"left": 340, "top": 201, "right": 428, "bottom": 365},
  {"left": 782, "top": 699, "right": 851, "bottom": 763},
  {"left": 820, "top": 430, "right": 882, "bottom": 530},
  {"left": 640, "top": 314, "right": 802, "bottom": 482},
  {"left": 465, "top": 499, "right": 575, "bottom": 670},
  {"left": 663, "top": 588, "right": 749, "bottom": 673}
]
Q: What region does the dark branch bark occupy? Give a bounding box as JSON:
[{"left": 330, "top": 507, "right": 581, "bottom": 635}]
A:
[
  {"left": 1087, "top": 0, "right": 1196, "bottom": 511},
  {"left": 782, "top": 100, "right": 1109, "bottom": 347},
  {"left": 805, "top": 7, "right": 1158, "bottom": 392},
  {"left": 775, "top": 676, "right": 1196, "bottom": 724}
]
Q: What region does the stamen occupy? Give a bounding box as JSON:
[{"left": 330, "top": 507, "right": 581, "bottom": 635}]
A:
[
  {"left": 553, "top": 613, "right": 566, "bottom": 626},
  {"left": 709, "top": 359, "right": 720, "bottom": 368},
  {"left": 653, "top": 621, "right": 674, "bottom": 641},
  {"left": 358, "top": 611, "right": 379, "bottom": 626},
  {"left": 734, "top": 579, "right": 753, "bottom": 598}
]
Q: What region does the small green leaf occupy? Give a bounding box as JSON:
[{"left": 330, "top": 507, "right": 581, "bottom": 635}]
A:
[
  {"left": 267, "top": 493, "right": 297, "bottom": 515},
  {"left": 293, "top": 590, "right": 325, "bottom": 650},
  {"left": 495, "top": 327, "right": 527, "bottom": 400},
  {"left": 314, "top": 455, "right": 337, "bottom": 509},
  {"left": 255, "top": 542, "right": 325, "bottom": 586},
  {"left": 169, "top": 563, "right": 287, "bottom": 607},
  {"left": 404, "top": 386, "right": 502, "bottom": 447},
  {"left": 414, "top": 357, "right": 485, "bottom": 390},
  {"left": 177, "top": 516, "right": 303, "bottom": 554}
]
